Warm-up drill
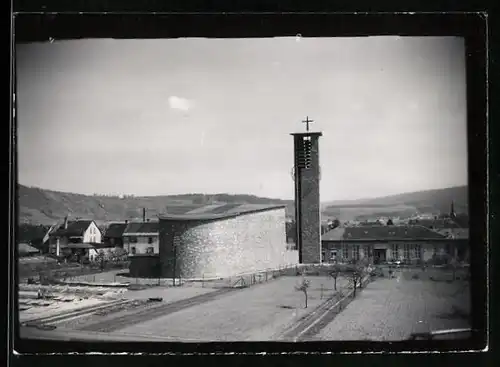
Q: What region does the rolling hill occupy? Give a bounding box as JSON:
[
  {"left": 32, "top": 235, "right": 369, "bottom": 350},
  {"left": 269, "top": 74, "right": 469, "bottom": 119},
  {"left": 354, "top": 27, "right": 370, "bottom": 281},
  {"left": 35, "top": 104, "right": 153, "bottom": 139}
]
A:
[
  {"left": 17, "top": 184, "right": 468, "bottom": 225},
  {"left": 322, "top": 186, "right": 468, "bottom": 221},
  {"left": 17, "top": 184, "right": 294, "bottom": 225}
]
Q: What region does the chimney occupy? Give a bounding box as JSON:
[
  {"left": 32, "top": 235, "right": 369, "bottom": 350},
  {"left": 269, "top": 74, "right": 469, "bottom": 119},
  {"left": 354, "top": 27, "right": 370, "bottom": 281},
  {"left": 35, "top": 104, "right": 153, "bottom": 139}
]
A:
[{"left": 143, "top": 208, "right": 146, "bottom": 223}]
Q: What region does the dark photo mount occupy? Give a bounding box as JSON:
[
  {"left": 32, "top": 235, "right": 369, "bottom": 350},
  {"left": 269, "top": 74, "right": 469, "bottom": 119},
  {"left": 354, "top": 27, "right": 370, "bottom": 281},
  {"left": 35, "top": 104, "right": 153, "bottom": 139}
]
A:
[{"left": 9, "top": 7, "right": 489, "bottom": 360}]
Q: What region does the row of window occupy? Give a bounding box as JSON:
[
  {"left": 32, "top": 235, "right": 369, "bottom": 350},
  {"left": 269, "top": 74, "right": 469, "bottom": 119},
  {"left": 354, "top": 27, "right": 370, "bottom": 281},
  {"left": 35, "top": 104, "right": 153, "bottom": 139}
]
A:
[
  {"left": 322, "top": 244, "right": 424, "bottom": 261},
  {"left": 129, "top": 246, "right": 155, "bottom": 255},
  {"left": 125, "top": 236, "right": 155, "bottom": 244},
  {"left": 391, "top": 244, "right": 422, "bottom": 260}
]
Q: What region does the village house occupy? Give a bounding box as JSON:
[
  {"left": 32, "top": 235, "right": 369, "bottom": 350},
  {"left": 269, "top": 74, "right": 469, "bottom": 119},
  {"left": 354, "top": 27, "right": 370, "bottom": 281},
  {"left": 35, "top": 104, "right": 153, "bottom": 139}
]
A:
[
  {"left": 122, "top": 221, "right": 159, "bottom": 255},
  {"left": 321, "top": 224, "right": 469, "bottom": 264},
  {"left": 47, "top": 218, "right": 102, "bottom": 258},
  {"left": 102, "top": 222, "right": 128, "bottom": 248}
]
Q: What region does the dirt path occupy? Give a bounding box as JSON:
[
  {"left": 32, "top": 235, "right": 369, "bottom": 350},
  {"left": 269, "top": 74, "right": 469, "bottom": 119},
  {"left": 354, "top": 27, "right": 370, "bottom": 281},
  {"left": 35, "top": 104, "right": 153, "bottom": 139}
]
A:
[
  {"left": 275, "top": 276, "right": 370, "bottom": 341},
  {"left": 117, "top": 275, "right": 351, "bottom": 341},
  {"left": 78, "top": 287, "right": 239, "bottom": 332}
]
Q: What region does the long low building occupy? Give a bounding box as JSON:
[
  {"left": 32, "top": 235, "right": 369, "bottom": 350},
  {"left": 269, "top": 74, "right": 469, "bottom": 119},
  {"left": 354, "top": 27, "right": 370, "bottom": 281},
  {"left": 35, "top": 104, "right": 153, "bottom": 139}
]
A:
[
  {"left": 128, "top": 203, "right": 298, "bottom": 278},
  {"left": 321, "top": 225, "right": 469, "bottom": 264}
]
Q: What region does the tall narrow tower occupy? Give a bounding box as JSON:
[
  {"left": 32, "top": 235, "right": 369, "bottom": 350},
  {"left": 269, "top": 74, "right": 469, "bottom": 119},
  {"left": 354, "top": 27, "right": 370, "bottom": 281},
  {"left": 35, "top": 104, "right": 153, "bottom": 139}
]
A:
[{"left": 291, "top": 116, "right": 322, "bottom": 264}]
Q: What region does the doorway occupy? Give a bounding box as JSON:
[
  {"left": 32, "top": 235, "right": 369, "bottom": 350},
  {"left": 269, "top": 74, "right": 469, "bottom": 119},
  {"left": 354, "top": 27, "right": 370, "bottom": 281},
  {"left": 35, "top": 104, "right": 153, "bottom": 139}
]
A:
[{"left": 373, "top": 249, "right": 387, "bottom": 263}]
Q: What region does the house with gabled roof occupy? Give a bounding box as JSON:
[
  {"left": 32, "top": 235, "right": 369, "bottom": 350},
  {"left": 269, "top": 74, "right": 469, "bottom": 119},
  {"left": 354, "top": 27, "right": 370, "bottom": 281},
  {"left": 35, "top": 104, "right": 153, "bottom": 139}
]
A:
[
  {"left": 321, "top": 224, "right": 468, "bottom": 264},
  {"left": 123, "top": 221, "right": 159, "bottom": 255},
  {"left": 48, "top": 217, "right": 102, "bottom": 257},
  {"left": 102, "top": 222, "right": 128, "bottom": 248}
]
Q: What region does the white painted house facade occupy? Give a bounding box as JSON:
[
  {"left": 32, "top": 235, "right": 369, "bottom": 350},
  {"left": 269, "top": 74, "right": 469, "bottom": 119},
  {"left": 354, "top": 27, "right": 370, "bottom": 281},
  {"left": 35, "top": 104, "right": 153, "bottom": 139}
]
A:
[
  {"left": 48, "top": 219, "right": 102, "bottom": 256},
  {"left": 122, "top": 221, "right": 160, "bottom": 255}
]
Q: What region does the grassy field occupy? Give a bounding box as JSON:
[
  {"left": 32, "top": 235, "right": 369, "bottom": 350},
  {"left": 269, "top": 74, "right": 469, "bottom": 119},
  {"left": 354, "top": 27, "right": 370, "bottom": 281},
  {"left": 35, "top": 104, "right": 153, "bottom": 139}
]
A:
[
  {"left": 314, "top": 271, "right": 470, "bottom": 341},
  {"left": 116, "top": 275, "right": 351, "bottom": 341},
  {"left": 322, "top": 205, "right": 418, "bottom": 221}
]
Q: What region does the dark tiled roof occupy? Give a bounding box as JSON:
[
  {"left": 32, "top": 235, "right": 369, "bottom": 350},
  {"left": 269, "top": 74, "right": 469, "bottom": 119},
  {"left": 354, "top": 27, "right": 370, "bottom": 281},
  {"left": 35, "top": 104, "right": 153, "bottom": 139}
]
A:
[
  {"left": 50, "top": 220, "right": 94, "bottom": 237},
  {"left": 322, "top": 225, "right": 447, "bottom": 242},
  {"left": 103, "top": 223, "right": 128, "bottom": 238},
  {"left": 158, "top": 204, "right": 286, "bottom": 222},
  {"left": 123, "top": 221, "right": 159, "bottom": 234}
]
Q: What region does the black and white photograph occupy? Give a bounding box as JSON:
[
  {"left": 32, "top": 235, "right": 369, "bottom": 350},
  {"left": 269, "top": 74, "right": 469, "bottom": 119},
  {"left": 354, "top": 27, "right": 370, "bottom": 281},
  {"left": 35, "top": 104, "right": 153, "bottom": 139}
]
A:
[{"left": 11, "top": 15, "right": 487, "bottom": 351}]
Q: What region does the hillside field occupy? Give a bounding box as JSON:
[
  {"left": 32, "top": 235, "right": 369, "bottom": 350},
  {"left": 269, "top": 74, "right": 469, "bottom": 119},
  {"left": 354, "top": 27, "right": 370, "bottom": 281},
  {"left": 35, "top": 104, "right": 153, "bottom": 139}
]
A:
[{"left": 17, "top": 184, "right": 467, "bottom": 225}]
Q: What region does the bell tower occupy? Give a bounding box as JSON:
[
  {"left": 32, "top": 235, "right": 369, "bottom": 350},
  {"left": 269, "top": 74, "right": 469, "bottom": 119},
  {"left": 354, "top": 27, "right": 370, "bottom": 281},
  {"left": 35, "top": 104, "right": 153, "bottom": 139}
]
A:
[{"left": 291, "top": 116, "right": 322, "bottom": 264}]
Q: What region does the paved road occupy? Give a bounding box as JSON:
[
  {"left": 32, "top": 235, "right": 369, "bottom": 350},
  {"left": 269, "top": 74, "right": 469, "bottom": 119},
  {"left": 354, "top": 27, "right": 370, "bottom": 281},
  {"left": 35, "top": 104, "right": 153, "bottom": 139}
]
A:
[{"left": 312, "top": 277, "right": 470, "bottom": 341}]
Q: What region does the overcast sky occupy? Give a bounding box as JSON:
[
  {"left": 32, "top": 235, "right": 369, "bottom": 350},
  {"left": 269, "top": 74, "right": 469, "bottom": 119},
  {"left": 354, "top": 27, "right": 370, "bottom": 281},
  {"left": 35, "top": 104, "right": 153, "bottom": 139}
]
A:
[{"left": 16, "top": 36, "right": 467, "bottom": 201}]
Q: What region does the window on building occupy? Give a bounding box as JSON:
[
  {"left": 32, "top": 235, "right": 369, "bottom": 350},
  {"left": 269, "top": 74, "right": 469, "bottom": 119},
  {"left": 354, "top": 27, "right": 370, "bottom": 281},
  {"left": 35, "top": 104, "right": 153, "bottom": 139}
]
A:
[
  {"left": 130, "top": 247, "right": 136, "bottom": 254},
  {"left": 129, "top": 236, "right": 138, "bottom": 243},
  {"left": 342, "top": 244, "right": 349, "bottom": 261},
  {"left": 391, "top": 244, "right": 399, "bottom": 260},
  {"left": 146, "top": 247, "right": 154, "bottom": 254},
  {"left": 352, "top": 245, "right": 360, "bottom": 261},
  {"left": 403, "top": 244, "right": 411, "bottom": 260},
  {"left": 148, "top": 237, "right": 153, "bottom": 244},
  {"left": 330, "top": 249, "right": 337, "bottom": 261},
  {"left": 413, "top": 244, "right": 422, "bottom": 259},
  {"left": 363, "top": 245, "right": 371, "bottom": 259}
]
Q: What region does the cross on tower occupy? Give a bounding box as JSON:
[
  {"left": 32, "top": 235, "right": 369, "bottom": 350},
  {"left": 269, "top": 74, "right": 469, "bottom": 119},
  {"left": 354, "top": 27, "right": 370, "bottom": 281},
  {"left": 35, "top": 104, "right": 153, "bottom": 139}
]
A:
[{"left": 302, "top": 116, "right": 314, "bottom": 132}]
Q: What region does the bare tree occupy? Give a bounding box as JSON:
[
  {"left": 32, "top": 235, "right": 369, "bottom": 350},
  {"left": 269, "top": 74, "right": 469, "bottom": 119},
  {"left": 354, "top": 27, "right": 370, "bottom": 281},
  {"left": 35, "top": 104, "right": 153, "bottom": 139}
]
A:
[
  {"left": 295, "top": 277, "right": 310, "bottom": 308},
  {"left": 348, "top": 263, "right": 366, "bottom": 297},
  {"left": 351, "top": 270, "right": 361, "bottom": 297},
  {"left": 329, "top": 266, "right": 340, "bottom": 291}
]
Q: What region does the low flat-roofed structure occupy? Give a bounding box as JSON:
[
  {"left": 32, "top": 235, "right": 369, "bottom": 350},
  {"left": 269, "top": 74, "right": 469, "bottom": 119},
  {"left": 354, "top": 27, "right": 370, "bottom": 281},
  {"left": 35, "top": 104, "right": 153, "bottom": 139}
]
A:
[{"left": 321, "top": 224, "right": 469, "bottom": 264}]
